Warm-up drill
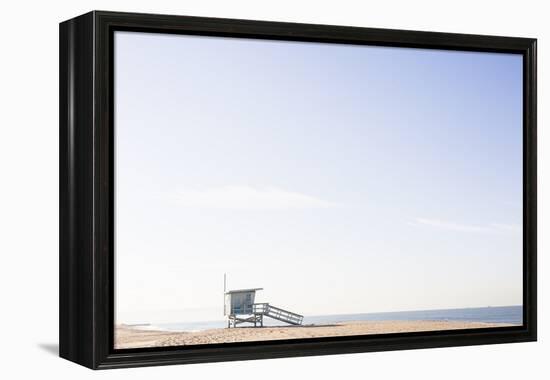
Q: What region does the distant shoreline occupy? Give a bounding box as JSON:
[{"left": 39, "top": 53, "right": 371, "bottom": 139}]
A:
[
  {"left": 115, "top": 320, "right": 519, "bottom": 349},
  {"left": 117, "top": 305, "right": 522, "bottom": 334}
]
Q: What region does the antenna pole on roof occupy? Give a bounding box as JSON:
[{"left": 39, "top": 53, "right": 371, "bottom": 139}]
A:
[{"left": 223, "top": 273, "right": 227, "bottom": 316}]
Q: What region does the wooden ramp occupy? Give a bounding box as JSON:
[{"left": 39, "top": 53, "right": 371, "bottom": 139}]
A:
[{"left": 253, "top": 303, "right": 304, "bottom": 325}]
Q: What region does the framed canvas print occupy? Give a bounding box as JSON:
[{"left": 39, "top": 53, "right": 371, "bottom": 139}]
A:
[{"left": 59, "top": 11, "right": 537, "bottom": 369}]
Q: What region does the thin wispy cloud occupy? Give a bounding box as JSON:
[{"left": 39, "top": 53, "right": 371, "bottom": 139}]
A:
[
  {"left": 411, "top": 218, "right": 521, "bottom": 234},
  {"left": 489, "top": 223, "right": 522, "bottom": 233},
  {"left": 176, "top": 185, "right": 337, "bottom": 210}
]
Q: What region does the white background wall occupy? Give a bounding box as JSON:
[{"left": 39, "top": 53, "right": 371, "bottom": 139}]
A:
[{"left": 0, "top": 0, "right": 546, "bottom": 378}]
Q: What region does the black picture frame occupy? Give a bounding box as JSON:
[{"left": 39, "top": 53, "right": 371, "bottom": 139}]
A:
[{"left": 59, "top": 10, "right": 537, "bottom": 369}]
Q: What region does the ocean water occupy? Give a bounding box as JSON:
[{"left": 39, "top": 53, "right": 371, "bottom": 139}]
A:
[{"left": 143, "top": 305, "right": 522, "bottom": 332}]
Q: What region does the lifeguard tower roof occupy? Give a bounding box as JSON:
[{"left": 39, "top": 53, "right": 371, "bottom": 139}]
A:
[{"left": 225, "top": 288, "right": 263, "bottom": 294}]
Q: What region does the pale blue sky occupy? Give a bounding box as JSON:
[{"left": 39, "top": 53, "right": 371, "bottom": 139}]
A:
[{"left": 114, "top": 31, "right": 523, "bottom": 324}]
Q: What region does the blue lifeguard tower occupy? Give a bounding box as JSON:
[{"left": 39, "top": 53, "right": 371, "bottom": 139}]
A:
[{"left": 223, "top": 275, "right": 303, "bottom": 328}]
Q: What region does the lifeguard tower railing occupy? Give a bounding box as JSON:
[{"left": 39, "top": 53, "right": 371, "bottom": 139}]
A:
[
  {"left": 253, "top": 303, "right": 304, "bottom": 325},
  {"left": 230, "top": 305, "right": 254, "bottom": 315}
]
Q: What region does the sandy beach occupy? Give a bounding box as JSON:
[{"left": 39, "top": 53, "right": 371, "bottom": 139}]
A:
[{"left": 115, "top": 320, "right": 517, "bottom": 349}]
